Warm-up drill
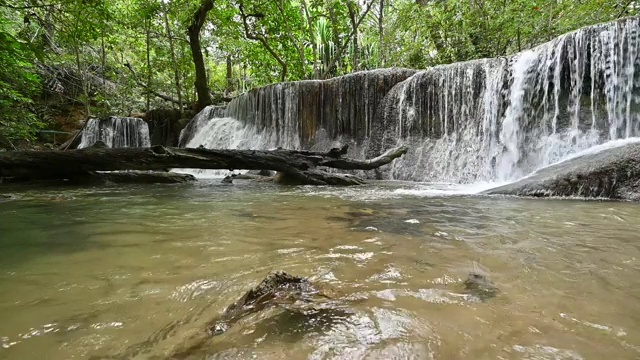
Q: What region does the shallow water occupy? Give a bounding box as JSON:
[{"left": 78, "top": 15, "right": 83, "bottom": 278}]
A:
[{"left": 1, "top": 180, "right": 640, "bottom": 359}]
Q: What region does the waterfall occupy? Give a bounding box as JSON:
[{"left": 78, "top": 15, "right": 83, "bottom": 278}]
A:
[
  {"left": 380, "top": 17, "right": 640, "bottom": 183},
  {"left": 78, "top": 116, "right": 151, "bottom": 149},
  {"left": 182, "top": 17, "right": 640, "bottom": 183}
]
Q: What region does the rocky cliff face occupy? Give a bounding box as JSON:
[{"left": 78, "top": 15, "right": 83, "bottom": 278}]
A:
[{"left": 180, "top": 69, "right": 416, "bottom": 149}]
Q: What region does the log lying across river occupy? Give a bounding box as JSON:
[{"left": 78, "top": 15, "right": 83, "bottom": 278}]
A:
[{"left": 0, "top": 143, "right": 408, "bottom": 186}]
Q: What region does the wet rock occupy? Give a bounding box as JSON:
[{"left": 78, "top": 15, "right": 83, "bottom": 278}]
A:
[
  {"left": 0, "top": 193, "right": 16, "bottom": 202},
  {"left": 463, "top": 273, "right": 499, "bottom": 301},
  {"left": 221, "top": 175, "right": 234, "bottom": 184},
  {"left": 247, "top": 169, "right": 274, "bottom": 177},
  {"left": 207, "top": 271, "right": 338, "bottom": 336},
  {"left": 484, "top": 143, "right": 640, "bottom": 201}
]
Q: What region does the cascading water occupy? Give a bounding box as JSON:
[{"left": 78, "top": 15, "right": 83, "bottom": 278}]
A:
[
  {"left": 182, "top": 17, "right": 640, "bottom": 183},
  {"left": 380, "top": 17, "right": 640, "bottom": 183},
  {"left": 78, "top": 116, "right": 151, "bottom": 149}
]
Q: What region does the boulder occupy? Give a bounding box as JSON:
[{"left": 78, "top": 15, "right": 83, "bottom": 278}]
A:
[
  {"left": 463, "top": 273, "right": 499, "bottom": 301},
  {"left": 484, "top": 143, "right": 640, "bottom": 201},
  {"left": 207, "top": 271, "right": 338, "bottom": 336}
]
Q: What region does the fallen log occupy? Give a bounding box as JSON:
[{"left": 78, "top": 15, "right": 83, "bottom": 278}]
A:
[{"left": 0, "top": 143, "right": 408, "bottom": 186}]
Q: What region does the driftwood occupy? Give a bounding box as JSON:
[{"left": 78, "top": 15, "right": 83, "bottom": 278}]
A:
[{"left": 0, "top": 143, "right": 408, "bottom": 185}]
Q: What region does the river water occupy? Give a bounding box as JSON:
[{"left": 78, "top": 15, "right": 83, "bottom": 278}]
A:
[{"left": 1, "top": 181, "right": 639, "bottom": 359}]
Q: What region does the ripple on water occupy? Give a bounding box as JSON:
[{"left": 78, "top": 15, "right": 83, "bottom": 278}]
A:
[
  {"left": 308, "top": 307, "right": 432, "bottom": 359},
  {"left": 171, "top": 279, "right": 220, "bottom": 302},
  {"left": 511, "top": 344, "right": 584, "bottom": 359}
]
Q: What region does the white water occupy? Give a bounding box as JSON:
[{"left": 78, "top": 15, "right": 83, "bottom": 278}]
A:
[
  {"left": 176, "top": 116, "right": 300, "bottom": 178},
  {"left": 78, "top": 117, "right": 150, "bottom": 149},
  {"left": 383, "top": 17, "right": 640, "bottom": 183},
  {"left": 181, "top": 18, "right": 640, "bottom": 187}
]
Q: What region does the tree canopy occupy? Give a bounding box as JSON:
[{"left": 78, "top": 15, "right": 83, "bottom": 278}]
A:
[{"left": 0, "top": 0, "right": 636, "bottom": 145}]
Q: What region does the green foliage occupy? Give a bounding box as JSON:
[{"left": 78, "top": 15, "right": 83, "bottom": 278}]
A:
[
  {"left": 0, "top": 11, "right": 43, "bottom": 142},
  {"left": 386, "top": 0, "right": 636, "bottom": 68},
  {"left": 0, "top": 0, "right": 636, "bottom": 145}
]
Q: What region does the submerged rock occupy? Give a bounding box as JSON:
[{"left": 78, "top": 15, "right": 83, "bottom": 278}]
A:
[
  {"left": 221, "top": 175, "right": 234, "bottom": 184},
  {"left": 95, "top": 171, "right": 196, "bottom": 184},
  {"left": 463, "top": 273, "right": 499, "bottom": 301},
  {"left": 248, "top": 169, "right": 274, "bottom": 177},
  {"left": 0, "top": 193, "right": 16, "bottom": 202},
  {"left": 207, "top": 271, "right": 337, "bottom": 336},
  {"left": 484, "top": 143, "right": 640, "bottom": 201}
]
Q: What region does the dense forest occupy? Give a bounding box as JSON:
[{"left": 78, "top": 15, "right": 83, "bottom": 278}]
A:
[{"left": 0, "top": 0, "right": 635, "bottom": 148}]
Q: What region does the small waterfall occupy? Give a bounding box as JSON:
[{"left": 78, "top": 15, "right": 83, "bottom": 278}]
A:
[
  {"left": 182, "top": 17, "right": 640, "bottom": 184},
  {"left": 78, "top": 117, "right": 151, "bottom": 149}
]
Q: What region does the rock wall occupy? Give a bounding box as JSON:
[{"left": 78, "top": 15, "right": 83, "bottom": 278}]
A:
[{"left": 180, "top": 69, "right": 416, "bottom": 148}]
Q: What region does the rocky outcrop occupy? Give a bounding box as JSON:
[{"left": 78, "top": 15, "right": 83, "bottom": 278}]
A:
[
  {"left": 144, "top": 108, "right": 195, "bottom": 147},
  {"left": 484, "top": 143, "right": 640, "bottom": 200},
  {"left": 206, "top": 271, "right": 339, "bottom": 336}
]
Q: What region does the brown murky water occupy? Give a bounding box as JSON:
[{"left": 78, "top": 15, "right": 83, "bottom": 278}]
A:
[{"left": 1, "top": 181, "right": 640, "bottom": 359}]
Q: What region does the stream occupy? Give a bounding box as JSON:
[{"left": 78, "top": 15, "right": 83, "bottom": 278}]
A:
[{"left": 1, "top": 181, "right": 639, "bottom": 359}]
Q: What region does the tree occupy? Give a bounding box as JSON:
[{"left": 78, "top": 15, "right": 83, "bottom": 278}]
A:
[{"left": 188, "top": 0, "right": 214, "bottom": 111}]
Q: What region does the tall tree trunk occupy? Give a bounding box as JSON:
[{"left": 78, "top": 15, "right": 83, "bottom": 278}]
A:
[
  {"left": 145, "top": 18, "right": 151, "bottom": 111},
  {"left": 101, "top": 27, "right": 106, "bottom": 87},
  {"left": 347, "top": 2, "right": 358, "bottom": 71},
  {"left": 163, "top": 5, "right": 184, "bottom": 116},
  {"left": 300, "top": 0, "right": 318, "bottom": 79},
  {"left": 326, "top": 0, "right": 341, "bottom": 75},
  {"left": 378, "top": 0, "right": 384, "bottom": 66},
  {"left": 188, "top": 0, "right": 214, "bottom": 111},
  {"left": 71, "top": 8, "right": 90, "bottom": 117},
  {"left": 226, "top": 55, "right": 233, "bottom": 94},
  {"left": 321, "top": 0, "right": 376, "bottom": 79}
]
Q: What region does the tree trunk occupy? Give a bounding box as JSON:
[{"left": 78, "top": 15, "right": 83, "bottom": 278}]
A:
[
  {"left": 300, "top": 0, "right": 317, "bottom": 79},
  {"left": 379, "top": 0, "right": 384, "bottom": 66},
  {"left": 145, "top": 18, "right": 151, "bottom": 111},
  {"left": 163, "top": 4, "right": 184, "bottom": 116},
  {"left": 321, "top": 0, "right": 376, "bottom": 79},
  {"left": 226, "top": 55, "right": 233, "bottom": 94},
  {"left": 239, "top": 2, "right": 288, "bottom": 82},
  {"left": 347, "top": 1, "right": 359, "bottom": 71},
  {"left": 188, "top": 0, "right": 214, "bottom": 111},
  {"left": 0, "top": 144, "right": 408, "bottom": 186}
]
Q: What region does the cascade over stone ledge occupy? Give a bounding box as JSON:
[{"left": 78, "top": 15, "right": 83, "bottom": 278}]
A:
[{"left": 181, "top": 16, "right": 640, "bottom": 184}]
